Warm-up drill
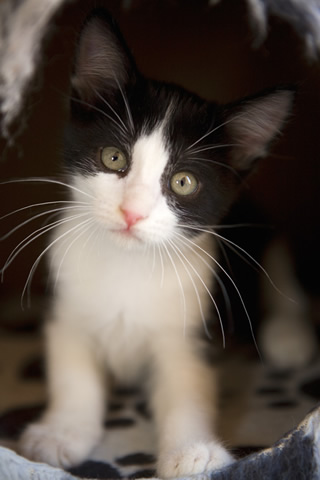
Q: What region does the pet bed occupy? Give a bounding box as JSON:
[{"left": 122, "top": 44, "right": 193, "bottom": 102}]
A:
[{"left": 0, "top": 301, "right": 320, "bottom": 479}]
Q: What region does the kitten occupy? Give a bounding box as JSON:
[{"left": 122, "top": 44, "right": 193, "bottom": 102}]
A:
[{"left": 19, "top": 8, "right": 293, "bottom": 477}]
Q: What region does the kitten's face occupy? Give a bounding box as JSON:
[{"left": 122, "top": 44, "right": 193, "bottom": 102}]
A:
[
  {"left": 72, "top": 123, "right": 179, "bottom": 249},
  {"left": 63, "top": 9, "right": 293, "bottom": 250},
  {"left": 65, "top": 82, "right": 241, "bottom": 250}
]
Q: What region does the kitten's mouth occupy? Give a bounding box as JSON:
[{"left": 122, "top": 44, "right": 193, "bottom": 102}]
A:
[
  {"left": 110, "top": 226, "right": 144, "bottom": 246},
  {"left": 120, "top": 227, "right": 139, "bottom": 238}
]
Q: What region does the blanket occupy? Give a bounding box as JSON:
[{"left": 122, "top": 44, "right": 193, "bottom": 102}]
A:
[
  {"left": 0, "top": 308, "right": 320, "bottom": 479},
  {"left": 0, "top": 404, "right": 320, "bottom": 480}
]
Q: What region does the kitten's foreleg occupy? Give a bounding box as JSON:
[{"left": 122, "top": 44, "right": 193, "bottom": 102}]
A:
[
  {"left": 19, "top": 318, "right": 106, "bottom": 468},
  {"left": 152, "top": 341, "right": 233, "bottom": 478}
]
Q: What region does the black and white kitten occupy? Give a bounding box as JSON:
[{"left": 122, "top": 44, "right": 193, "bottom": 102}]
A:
[{"left": 19, "top": 9, "right": 293, "bottom": 477}]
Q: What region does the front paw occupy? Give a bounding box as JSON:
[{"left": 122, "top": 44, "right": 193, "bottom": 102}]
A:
[
  {"left": 19, "top": 419, "right": 103, "bottom": 468},
  {"left": 157, "top": 441, "right": 234, "bottom": 478}
]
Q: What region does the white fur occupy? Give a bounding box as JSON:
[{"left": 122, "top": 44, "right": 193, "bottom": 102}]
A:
[{"left": 20, "top": 125, "right": 233, "bottom": 476}]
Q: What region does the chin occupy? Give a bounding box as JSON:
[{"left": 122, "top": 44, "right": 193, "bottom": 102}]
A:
[{"left": 109, "top": 228, "right": 148, "bottom": 251}]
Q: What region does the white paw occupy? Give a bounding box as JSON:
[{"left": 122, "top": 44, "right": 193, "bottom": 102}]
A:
[
  {"left": 19, "top": 419, "right": 103, "bottom": 468},
  {"left": 157, "top": 441, "right": 234, "bottom": 478},
  {"left": 260, "top": 314, "right": 317, "bottom": 369}
]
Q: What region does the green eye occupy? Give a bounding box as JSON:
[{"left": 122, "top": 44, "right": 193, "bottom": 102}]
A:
[
  {"left": 170, "top": 171, "right": 198, "bottom": 196},
  {"left": 101, "top": 147, "right": 128, "bottom": 172}
]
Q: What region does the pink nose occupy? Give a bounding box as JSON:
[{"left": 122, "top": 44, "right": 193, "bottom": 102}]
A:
[{"left": 121, "top": 208, "right": 144, "bottom": 228}]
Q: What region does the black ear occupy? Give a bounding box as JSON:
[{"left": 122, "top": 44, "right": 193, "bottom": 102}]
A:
[
  {"left": 223, "top": 88, "right": 295, "bottom": 173},
  {"left": 71, "top": 9, "right": 137, "bottom": 103}
]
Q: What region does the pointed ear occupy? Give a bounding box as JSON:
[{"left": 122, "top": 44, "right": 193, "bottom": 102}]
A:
[
  {"left": 223, "top": 88, "right": 295, "bottom": 173},
  {"left": 71, "top": 9, "right": 136, "bottom": 103}
]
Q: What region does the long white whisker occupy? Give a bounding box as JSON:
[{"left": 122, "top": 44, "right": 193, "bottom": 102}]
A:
[
  {"left": 1, "top": 205, "right": 90, "bottom": 241},
  {"left": 189, "top": 156, "right": 241, "bottom": 178},
  {"left": 185, "top": 114, "right": 245, "bottom": 152},
  {"left": 157, "top": 243, "right": 165, "bottom": 289},
  {"left": 0, "top": 177, "right": 95, "bottom": 200},
  {"left": 1, "top": 212, "right": 90, "bottom": 278},
  {"left": 75, "top": 222, "right": 103, "bottom": 277},
  {"left": 41, "top": 218, "right": 94, "bottom": 298},
  {"left": 93, "top": 88, "right": 129, "bottom": 135},
  {"left": 216, "top": 237, "right": 235, "bottom": 278},
  {"left": 200, "top": 223, "right": 265, "bottom": 230},
  {"left": 217, "top": 237, "right": 261, "bottom": 275},
  {"left": 168, "top": 238, "right": 220, "bottom": 344},
  {"left": 69, "top": 95, "right": 128, "bottom": 138},
  {"left": 115, "top": 77, "right": 134, "bottom": 134},
  {"left": 80, "top": 222, "right": 101, "bottom": 255},
  {"left": 174, "top": 231, "right": 233, "bottom": 328},
  {"left": 211, "top": 228, "right": 296, "bottom": 304},
  {"left": 189, "top": 143, "right": 238, "bottom": 155},
  {"left": 161, "top": 241, "right": 187, "bottom": 336},
  {"left": 21, "top": 216, "right": 93, "bottom": 308},
  {"left": 3, "top": 219, "right": 63, "bottom": 274},
  {"left": 149, "top": 242, "right": 156, "bottom": 281},
  {"left": 168, "top": 238, "right": 211, "bottom": 340},
  {"left": 175, "top": 222, "right": 261, "bottom": 231},
  {"left": 178, "top": 227, "right": 261, "bottom": 357},
  {"left": 0, "top": 200, "right": 89, "bottom": 222},
  {"left": 180, "top": 224, "right": 295, "bottom": 302},
  {"left": 53, "top": 218, "right": 95, "bottom": 291}
]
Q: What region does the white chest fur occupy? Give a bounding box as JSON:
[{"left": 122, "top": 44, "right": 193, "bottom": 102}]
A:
[
  {"left": 46, "top": 126, "right": 216, "bottom": 382},
  {"left": 48, "top": 217, "right": 214, "bottom": 382}
]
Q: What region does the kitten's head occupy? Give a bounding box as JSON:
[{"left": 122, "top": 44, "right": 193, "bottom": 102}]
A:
[{"left": 63, "top": 8, "right": 293, "bottom": 250}]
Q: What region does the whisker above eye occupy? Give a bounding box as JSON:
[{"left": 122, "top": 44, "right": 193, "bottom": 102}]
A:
[
  {"left": 184, "top": 113, "right": 245, "bottom": 153},
  {"left": 69, "top": 94, "right": 128, "bottom": 139},
  {"left": 189, "top": 156, "right": 241, "bottom": 179},
  {"left": 113, "top": 75, "right": 134, "bottom": 135},
  {"left": 93, "top": 88, "right": 129, "bottom": 135},
  {"left": 188, "top": 143, "right": 238, "bottom": 155}
]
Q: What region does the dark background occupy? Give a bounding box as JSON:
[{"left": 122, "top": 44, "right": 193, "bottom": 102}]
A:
[{"left": 0, "top": 0, "right": 319, "bottom": 336}]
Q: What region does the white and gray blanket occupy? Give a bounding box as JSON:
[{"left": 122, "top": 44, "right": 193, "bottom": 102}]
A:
[
  {"left": 1, "top": 406, "right": 320, "bottom": 480},
  {"left": 0, "top": 307, "right": 320, "bottom": 480}
]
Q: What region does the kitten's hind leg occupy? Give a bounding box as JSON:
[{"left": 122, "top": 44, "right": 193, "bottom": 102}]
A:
[
  {"left": 19, "top": 318, "right": 106, "bottom": 468},
  {"left": 152, "top": 340, "right": 233, "bottom": 478}
]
